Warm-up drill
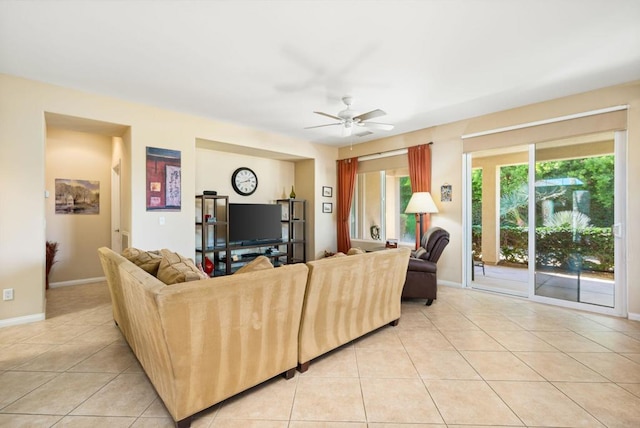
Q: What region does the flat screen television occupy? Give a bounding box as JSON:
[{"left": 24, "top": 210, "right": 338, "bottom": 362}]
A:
[{"left": 229, "top": 203, "right": 282, "bottom": 244}]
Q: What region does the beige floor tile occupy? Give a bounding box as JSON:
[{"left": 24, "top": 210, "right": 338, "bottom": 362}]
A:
[
  {"left": 290, "top": 377, "right": 365, "bottom": 422},
  {"left": 68, "top": 342, "right": 137, "bottom": 373},
  {"left": 532, "top": 331, "right": 611, "bottom": 352},
  {"left": 568, "top": 352, "right": 640, "bottom": 383},
  {"left": 360, "top": 378, "right": 444, "bottom": 424},
  {"left": 352, "top": 327, "right": 404, "bottom": 350},
  {"left": 355, "top": 348, "right": 417, "bottom": 378},
  {"left": 623, "top": 353, "right": 640, "bottom": 364},
  {"left": 15, "top": 343, "right": 105, "bottom": 372},
  {"left": 71, "top": 372, "right": 157, "bottom": 417},
  {"left": 514, "top": 352, "right": 607, "bottom": 382},
  {"left": 130, "top": 416, "right": 176, "bottom": 427},
  {"left": 428, "top": 315, "right": 480, "bottom": 331},
  {"left": 0, "top": 414, "right": 63, "bottom": 427},
  {"left": 461, "top": 351, "right": 545, "bottom": 381},
  {"left": 72, "top": 324, "right": 125, "bottom": 345},
  {"left": 140, "top": 397, "right": 172, "bottom": 418},
  {"left": 0, "top": 371, "right": 58, "bottom": 408},
  {"left": 216, "top": 377, "right": 297, "bottom": 420},
  {"left": 508, "top": 316, "right": 570, "bottom": 331},
  {"left": 22, "top": 324, "right": 96, "bottom": 345},
  {"left": 489, "top": 380, "right": 604, "bottom": 427},
  {"left": 396, "top": 329, "right": 455, "bottom": 351},
  {"left": 424, "top": 379, "right": 522, "bottom": 426},
  {"left": 0, "top": 343, "right": 55, "bottom": 370},
  {"left": 0, "top": 323, "right": 50, "bottom": 344},
  {"left": 405, "top": 349, "right": 481, "bottom": 380},
  {"left": 397, "top": 308, "right": 435, "bottom": 325},
  {"left": 618, "top": 383, "right": 640, "bottom": 398},
  {"left": 52, "top": 415, "right": 136, "bottom": 427},
  {"left": 290, "top": 422, "right": 367, "bottom": 428},
  {"left": 554, "top": 382, "right": 640, "bottom": 428},
  {"left": 369, "top": 424, "right": 445, "bottom": 428},
  {"left": 2, "top": 372, "right": 115, "bottom": 415},
  {"left": 440, "top": 330, "right": 506, "bottom": 351},
  {"left": 578, "top": 331, "right": 640, "bottom": 353},
  {"left": 487, "top": 330, "right": 559, "bottom": 352},
  {"left": 211, "top": 420, "right": 288, "bottom": 428},
  {"left": 467, "top": 316, "right": 524, "bottom": 331},
  {"left": 299, "top": 346, "right": 358, "bottom": 378}
]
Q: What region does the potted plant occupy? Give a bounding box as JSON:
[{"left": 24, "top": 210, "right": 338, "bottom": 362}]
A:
[{"left": 46, "top": 241, "right": 59, "bottom": 289}]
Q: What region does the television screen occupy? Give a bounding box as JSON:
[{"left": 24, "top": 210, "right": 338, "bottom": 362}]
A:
[{"left": 229, "top": 203, "right": 282, "bottom": 244}]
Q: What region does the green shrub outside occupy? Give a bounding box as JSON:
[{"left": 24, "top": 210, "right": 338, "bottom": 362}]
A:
[{"left": 472, "top": 225, "right": 613, "bottom": 272}]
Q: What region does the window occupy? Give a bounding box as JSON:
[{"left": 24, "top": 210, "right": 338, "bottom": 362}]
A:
[{"left": 350, "top": 167, "right": 415, "bottom": 245}]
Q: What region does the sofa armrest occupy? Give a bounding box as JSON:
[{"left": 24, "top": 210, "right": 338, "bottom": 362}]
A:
[{"left": 407, "top": 258, "right": 437, "bottom": 273}]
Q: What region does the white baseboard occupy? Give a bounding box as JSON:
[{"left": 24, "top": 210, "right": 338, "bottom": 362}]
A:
[
  {"left": 0, "top": 312, "right": 45, "bottom": 328},
  {"left": 628, "top": 312, "right": 640, "bottom": 321},
  {"left": 49, "top": 276, "right": 106, "bottom": 288},
  {"left": 438, "top": 280, "right": 463, "bottom": 288}
]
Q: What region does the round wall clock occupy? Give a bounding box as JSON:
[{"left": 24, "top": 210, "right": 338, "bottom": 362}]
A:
[{"left": 231, "top": 167, "right": 258, "bottom": 196}]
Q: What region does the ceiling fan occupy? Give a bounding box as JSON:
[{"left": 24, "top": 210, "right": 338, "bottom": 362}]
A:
[{"left": 305, "top": 96, "right": 394, "bottom": 137}]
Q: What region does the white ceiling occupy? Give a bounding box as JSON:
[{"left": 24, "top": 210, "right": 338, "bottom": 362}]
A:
[{"left": 1, "top": 0, "right": 639, "bottom": 148}]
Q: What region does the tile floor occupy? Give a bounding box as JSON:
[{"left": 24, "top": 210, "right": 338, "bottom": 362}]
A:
[{"left": 1, "top": 282, "right": 640, "bottom": 427}]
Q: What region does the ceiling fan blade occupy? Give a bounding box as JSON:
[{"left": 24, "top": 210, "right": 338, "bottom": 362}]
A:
[
  {"left": 313, "top": 111, "right": 342, "bottom": 121},
  {"left": 355, "top": 130, "right": 374, "bottom": 137},
  {"left": 304, "top": 123, "right": 341, "bottom": 129},
  {"left": 354, "top": 109, "right": 386, "bottom": 122},
  {"left": 361, "top": 122, "right": 394, "bottom": 131}
]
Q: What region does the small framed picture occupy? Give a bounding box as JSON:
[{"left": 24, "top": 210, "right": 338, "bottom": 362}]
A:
[
  {"left": 322, "top": 202, "right": 333, "bottom": 213},
  {"left": 441, "top": 184, "right": 452, "bottom": 202},
  {"left": 322, "top": 186, "right": 333, "bottom": 197}
]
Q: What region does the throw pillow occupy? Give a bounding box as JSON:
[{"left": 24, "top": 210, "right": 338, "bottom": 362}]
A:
[
  {"left": 327, "top": 252, "right": 347, "bottom": 258},
  {"left": 234, "top": 255, "right": 274, "bottom": 274},
  {"left": 347, "top": 247, "right": 365, "bottom": 255},
  {"left": 157, "top": 249, "right": 208, "bottom": 285},
  {"left": 122, "top": 247, "right": 163, "bottom": 276}
]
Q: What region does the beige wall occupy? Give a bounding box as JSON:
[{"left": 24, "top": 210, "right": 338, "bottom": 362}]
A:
[
  {"left": 0, "top": 73, "right": 337, "bottom": 324},
  {"left": 45, "top": 128, "right": 112, "bottom": 284},
  {"left": 339, "top": 81, "right": 640, "bottom": 319}
]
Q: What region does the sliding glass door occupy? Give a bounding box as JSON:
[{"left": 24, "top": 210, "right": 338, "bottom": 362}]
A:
[
  {"left": 533, "top": 135, "right": 620, "bottom": 309},
  {"left": 466, "top": 131, "right": 626, "bottom": 315}
]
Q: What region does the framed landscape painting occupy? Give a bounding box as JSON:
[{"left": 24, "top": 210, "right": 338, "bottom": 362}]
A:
[{"left": 55, "top": 179, "right": 100, "bottom": 214}]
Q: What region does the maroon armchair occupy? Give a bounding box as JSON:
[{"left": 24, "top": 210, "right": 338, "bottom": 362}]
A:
[{"left": 402, "top": 227, "right": 450, "bottom": 306}]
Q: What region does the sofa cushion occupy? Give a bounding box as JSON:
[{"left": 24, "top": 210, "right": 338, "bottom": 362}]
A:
[
  {"left": 347, "top": 247, "right": 365, "bottom": 255},
  {"left": 234, "top": 255, "right": 274, "bottom": 274},
  {"left": 122, "top": 247, "right": 163, "bottom": 276},
  {"left": 157, "top": 249, "right": 208, "bottom": 285}
]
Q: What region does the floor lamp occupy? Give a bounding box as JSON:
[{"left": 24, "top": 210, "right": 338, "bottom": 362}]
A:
[{"left": 405, "top": 192, "right": 439, "bottom": 246}]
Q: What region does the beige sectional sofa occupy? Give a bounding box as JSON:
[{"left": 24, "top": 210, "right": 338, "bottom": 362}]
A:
[
  {"left": 298, "top": 247, "right": 411, "bottom": 371},
  {"left": 98, "top": 246, "right": 410, "bottom": 427},
  {"left": 98, "top": 248, "right": 308, "bottom": 428}
]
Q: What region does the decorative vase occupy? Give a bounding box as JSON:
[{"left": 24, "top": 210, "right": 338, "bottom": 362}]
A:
[
  {"left": 289, "top": 186, "right": 296, "bottom": 199},
  {"left": 204, "top": 257, "right": 214, "bottom": 275}
]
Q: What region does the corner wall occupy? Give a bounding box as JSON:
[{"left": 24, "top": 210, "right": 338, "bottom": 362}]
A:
[{"left": 0, "top": 73, "right": 337, "bottom": 324}]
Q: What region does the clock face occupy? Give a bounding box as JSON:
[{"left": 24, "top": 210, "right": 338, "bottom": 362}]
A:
[{"left": 231, "top": 167, "right": 258, "bottom": 196}]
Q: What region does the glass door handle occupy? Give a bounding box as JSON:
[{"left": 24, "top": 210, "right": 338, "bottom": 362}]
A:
[{"left": 612, "top": 223, "right": 622, "bottom": 238}]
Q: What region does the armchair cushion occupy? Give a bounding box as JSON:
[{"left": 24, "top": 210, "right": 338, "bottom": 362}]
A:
[{"left": 407, "top": 258, "right": 437, "bottom": 273}]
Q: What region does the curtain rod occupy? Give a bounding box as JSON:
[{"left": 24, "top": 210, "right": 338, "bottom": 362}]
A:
[{"left": 357, "top": 142, "right": 433, "bottom": 162}]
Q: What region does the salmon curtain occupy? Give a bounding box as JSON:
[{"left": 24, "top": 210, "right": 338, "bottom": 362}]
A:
[
  {"left": 337, "top": 157, "right": 358, "bottom": 253},
  {"left": 408, "top": 144, "right": 432, "bottom": 248}
]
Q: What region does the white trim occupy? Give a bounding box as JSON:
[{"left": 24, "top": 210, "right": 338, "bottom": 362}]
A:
[
  {"left": 0, "top": 312, "right": 45, "bottom": 328},
  {"left": 438, "top": 280, "right": 463, "bottom": 288},
  {"left": 358, "top": 148, "right": 407, "bottom": 162},
  {"left": 629, "top": 312, "right": 640, "bottom": 321},
  {"left": 461, "top": 105, "right": 628, "bottom": 139},
  {"left": 49, "top": 276, "right": 106, "bottom": 288}
]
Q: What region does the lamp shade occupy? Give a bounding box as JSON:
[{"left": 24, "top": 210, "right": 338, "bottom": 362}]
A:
[{"left": 405, "top": 192, "right": 439, "bottom": 214}]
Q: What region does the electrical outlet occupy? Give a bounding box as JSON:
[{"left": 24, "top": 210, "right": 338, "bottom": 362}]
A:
[{"left": 3, "top": 288, "right": 14, "bottom": 301}]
